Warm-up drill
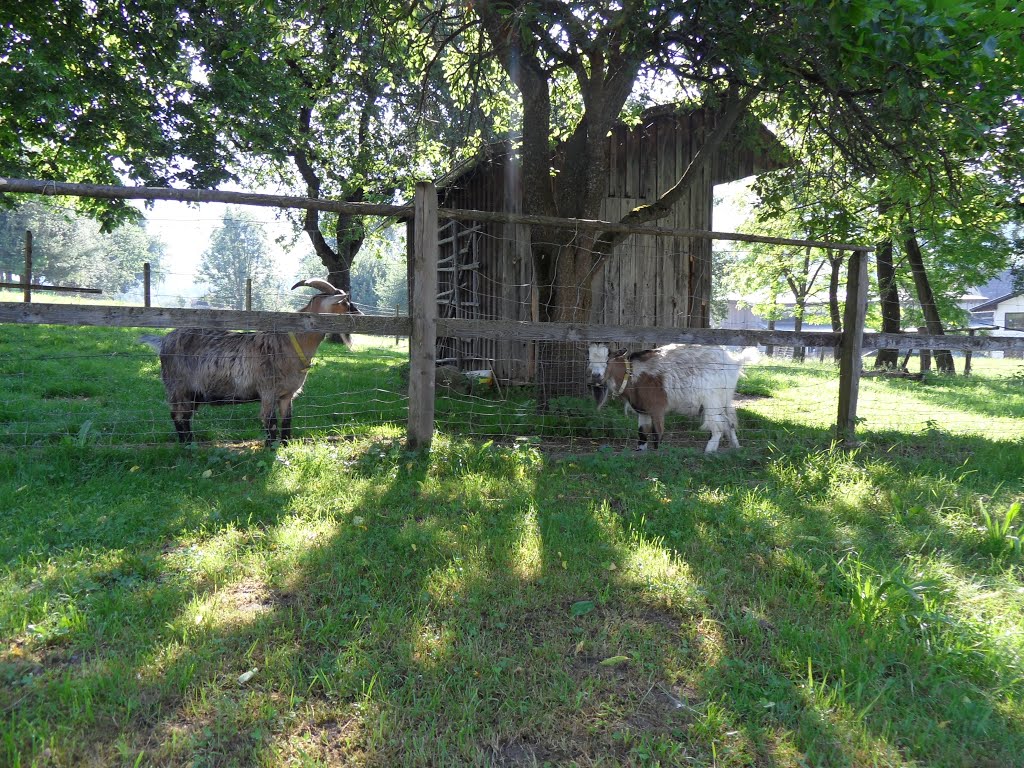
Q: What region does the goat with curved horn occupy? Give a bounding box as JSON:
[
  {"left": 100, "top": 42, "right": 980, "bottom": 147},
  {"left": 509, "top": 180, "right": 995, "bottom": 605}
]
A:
[
  {"left": 291, "top": 278, "right": 345, "bottom": 295},
  {"left": 159, "top": 279, "right": 361, "bottom": 447}
]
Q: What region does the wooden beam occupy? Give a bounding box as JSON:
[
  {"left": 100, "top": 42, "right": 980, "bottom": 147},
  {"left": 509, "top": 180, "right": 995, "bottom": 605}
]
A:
[
  {"left": 0, "top": 302, "right": 411, "bottom": 335},
  {"left": 5, "top": 301, "right": 1022, "bottom": 353},
  {"left": 437, "top": 319, "right": 843, "bottom": 348},
  {"left": 407, "top": 182, "right": 439, "bottom": 451},
  {"left": 2, "top": 175, "right": 871, "bottom": 253},
  {"left": 861, "top": 332, "right": 1024, "bottom": 352},
  {"left": 837, "top": 250, "right": 869, "bottom": 444},
  {"left": 0, "top": 176, "right": 410, "bottom": 219},
  {"left": 0, "top": 283, "right": 103, "bottom": 295}
]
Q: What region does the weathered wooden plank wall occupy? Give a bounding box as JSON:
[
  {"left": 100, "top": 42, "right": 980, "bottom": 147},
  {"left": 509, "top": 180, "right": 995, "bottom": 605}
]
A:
[
  {"left": 435, "top": 108, "right": 789, "bottom": 382},
  {"left": 438, "top": 154, "right": 536, "bottom": 381}
]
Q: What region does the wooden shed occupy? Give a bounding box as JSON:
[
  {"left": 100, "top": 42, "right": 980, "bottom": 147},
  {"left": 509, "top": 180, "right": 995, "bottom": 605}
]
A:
[{"left": 435, "top": 105, "right": 788, "bottom": 383}]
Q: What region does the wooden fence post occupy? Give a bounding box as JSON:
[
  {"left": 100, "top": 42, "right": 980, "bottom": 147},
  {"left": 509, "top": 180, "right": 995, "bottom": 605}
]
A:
[
  {"left": 836, "top": 248, "right": 869, "bottom": 445},
  {"left": 963, "top": 328, "right": 974, "bottom": 376},
  {"left": 143, "top": 262, "right": 151, "bottom": 307},
  {"left": 245, "top": 278, "right": 252, "bottom": 312},
  {"left": 918, "top": 325, "right": 931, "bottom": 373},
  {"left": 23, "top": 230, "right": 32, "bottom": 304},
  {"left": 407, "top": 182, "right": 438, "bottom": 450}
]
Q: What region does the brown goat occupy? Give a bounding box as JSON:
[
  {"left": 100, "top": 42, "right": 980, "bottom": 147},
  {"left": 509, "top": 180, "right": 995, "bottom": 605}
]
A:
[{"left": 159, "top": 279, "right": 361, "bottom": 446}]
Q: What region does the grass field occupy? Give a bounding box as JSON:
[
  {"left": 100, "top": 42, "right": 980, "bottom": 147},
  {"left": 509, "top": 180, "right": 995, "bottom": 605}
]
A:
[{"left": 1, "top": 323, "right": 1023, "bottom": 767}]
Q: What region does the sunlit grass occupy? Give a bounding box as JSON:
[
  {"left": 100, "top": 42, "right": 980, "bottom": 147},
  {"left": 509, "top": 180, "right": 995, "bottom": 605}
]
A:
[{"left": 1, "top": 326, "right": 1023, "bottom": 766}]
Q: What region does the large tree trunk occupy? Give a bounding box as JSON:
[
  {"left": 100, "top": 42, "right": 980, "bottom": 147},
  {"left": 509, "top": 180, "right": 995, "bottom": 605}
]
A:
[
  {"left": 292, "top": 105, "right": 365, "bottom": 343},
  {"left": 827, "top": 251, "right": 844, "bottom": 361},
  {"left": 905, "top": 229, "right": 955, "bottom": 373},
  {"left": 474, "top": 1, "right": 752, "bottom": 400},
  {"left": 874, "top": 238, "right": 902, "bottom": 368},
  {"left": 792, "top": 301, "right": 806, "bottom": 363}
]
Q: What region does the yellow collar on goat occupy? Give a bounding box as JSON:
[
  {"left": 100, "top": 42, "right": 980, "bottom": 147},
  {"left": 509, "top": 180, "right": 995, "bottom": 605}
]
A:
[
  {"left": 614, "top": 359, "right": 631, "bottom": 396},
  {"left": 288, "top": 332, "right": 311, "bottom": 369}
]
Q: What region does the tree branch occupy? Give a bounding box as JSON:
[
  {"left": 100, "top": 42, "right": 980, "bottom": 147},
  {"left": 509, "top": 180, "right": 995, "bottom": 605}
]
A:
[{"left": 594, "top": 87, "right": 758, "bottom": 255}]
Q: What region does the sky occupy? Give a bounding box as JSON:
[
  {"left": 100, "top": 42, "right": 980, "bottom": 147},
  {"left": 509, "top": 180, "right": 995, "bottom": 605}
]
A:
[
  {"left": 135, "top": 199, "right": 308, "bottom": 303},
  {"left": 136, "top": 177, "right": 755, "bottom": 304}
]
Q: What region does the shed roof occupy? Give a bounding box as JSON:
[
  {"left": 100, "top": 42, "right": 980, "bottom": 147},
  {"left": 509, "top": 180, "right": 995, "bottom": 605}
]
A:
[{"left": 436, "top": 103, "right": 789, "bottom": 194}]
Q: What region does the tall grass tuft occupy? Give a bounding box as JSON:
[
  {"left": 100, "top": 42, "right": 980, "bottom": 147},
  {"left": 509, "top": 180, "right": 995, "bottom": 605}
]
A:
[{"left": 979, "top": 500, "right": 1022, "bottom": 556}]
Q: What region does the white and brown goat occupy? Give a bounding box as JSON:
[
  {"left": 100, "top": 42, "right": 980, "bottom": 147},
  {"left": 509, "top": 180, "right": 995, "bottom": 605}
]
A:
[
  {"left": 159, "top": 279, "right": 361, "bottom": 446},
  {"left": 588, "top": 343, "right": 759, "bottom": 453}
]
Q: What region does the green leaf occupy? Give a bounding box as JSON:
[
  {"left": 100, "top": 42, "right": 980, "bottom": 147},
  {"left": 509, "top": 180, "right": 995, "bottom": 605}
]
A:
[{"left": 570, "top": 600, "right": 595, "bottom": 618}]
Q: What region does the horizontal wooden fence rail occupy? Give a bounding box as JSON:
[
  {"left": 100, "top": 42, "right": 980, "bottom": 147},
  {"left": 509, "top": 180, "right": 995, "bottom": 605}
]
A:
[
  {"left": 862, "top": 332, "right": 1024, "bottom": 353},
  {"left": 2, "top": 176, "right": 870, "bottom": 253},
  {"left": 0, "top": 282, "right": 103, "bottom": 294},
  {"left": 0, "top": 177, "right": 411, "bottom": 219},
  {"left": 440, "top": 207, "right": 872, "bottom": 251},
  {"left": 6, "top": 301, "right": 1023, "bottom": 353},
  {"left": 0, "top": 302, "right": 411, "bottom": 336},
  {"left": 437, "top": 319, "right": 844, "bottom": 349}
]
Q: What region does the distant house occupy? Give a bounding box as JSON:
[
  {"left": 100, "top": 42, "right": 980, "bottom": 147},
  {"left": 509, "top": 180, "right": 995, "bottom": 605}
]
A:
[
  {"left": 965, "top": 272, "right": 1023, "bottom": 335},
  {"left": 969, "top": 291, "right": 1024, "bottom": 339}
]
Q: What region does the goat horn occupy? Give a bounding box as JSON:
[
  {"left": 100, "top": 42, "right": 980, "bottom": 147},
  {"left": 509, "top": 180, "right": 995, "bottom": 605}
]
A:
[{"left": 291, "top": 279, "right": 343, "bottom": 295}]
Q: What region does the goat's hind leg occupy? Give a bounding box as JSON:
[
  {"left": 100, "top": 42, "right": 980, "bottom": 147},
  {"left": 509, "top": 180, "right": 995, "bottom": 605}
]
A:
[
  {"left": 635, "top": 412, "right": 653, "bottom": 451},
  {"left": 170, "top": 398, "right": 196, "bottom": 443},
  {"left": 260, "top": 398, "right": 279, "bottom": 447},
  {"left": 277, "top": 395, "right": 294, "bottom": 445},
  {"left": 726, "top": 405, "right": 741, "bottom": 449},
  {"left": 650, "top": 411, "right": 665, "bottom": 450},
  {"left": 702, "top": 409, "right": 731, "bottom": 453}
]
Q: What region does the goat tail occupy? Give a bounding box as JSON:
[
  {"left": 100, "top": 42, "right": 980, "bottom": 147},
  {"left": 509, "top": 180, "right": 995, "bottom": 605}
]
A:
[
  {"left": 137, "top": 334, "right": 164, "bottom": 353},
  {"left": 733, "top": 347, "right": 762, "bottom": 367}
]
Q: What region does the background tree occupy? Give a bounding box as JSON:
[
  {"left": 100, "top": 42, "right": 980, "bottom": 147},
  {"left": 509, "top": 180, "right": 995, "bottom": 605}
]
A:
[
  {"left": 0, "top": 1, "right": 229, "bottom": 229},
  {"left": 297, "top": 225, "right": 408, "bottom": 313},
  {"left": 198, "top": 208, "right": 278, "bottom": 310},
  {"left": 3, "top": 1, "right": 495, "bottom": 305},
  {"left": 434, "top": 0, "right": 1024, "bottom": 392},
  {"left": 0, "top": 201, "right": 164, "bottom": 295},
  {"left": 455, "top": 0, "right": 1020, "bottom": 307},
  {"left": 181, "top": 0, "right": 500, "bottom": 296}
]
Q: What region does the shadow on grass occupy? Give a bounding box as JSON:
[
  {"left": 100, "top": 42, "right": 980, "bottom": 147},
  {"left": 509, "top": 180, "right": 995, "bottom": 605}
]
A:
[
  {"left": 565, "top": 439, "right": 1024, "bottom": 767},
  {"left": 2, "top": 331, "right": 1023, "bottom": 765}
]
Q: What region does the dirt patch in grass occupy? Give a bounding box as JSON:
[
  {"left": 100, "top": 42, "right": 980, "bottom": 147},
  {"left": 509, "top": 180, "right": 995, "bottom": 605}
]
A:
[
  {"left": 214, "top": 577, "right": 275, "bottom": 623},
  {"left": 489, "top": 737, "right": 567, "bottom": 767}
]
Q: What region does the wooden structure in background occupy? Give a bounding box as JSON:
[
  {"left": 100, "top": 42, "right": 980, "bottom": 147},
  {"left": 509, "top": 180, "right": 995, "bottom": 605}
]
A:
[{"left": 434, "top": 105, "right": 789, "bottom": 382}]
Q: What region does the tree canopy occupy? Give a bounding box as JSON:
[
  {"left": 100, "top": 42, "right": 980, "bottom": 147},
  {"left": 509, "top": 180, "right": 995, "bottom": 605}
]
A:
[{"left": 2, "top": 0, "right": 1022, "bottom": 342}]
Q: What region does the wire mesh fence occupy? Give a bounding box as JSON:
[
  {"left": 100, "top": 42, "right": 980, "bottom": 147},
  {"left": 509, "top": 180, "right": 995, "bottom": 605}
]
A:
[
  {"left": 3, "top": 179, "right": 1023, "bottom": 455},
  {"left": 0, "top": 324, "right": 410, "bottom": 448},
  {"left": 5, "top": 321, "right": 1018, "bottom": 453}
]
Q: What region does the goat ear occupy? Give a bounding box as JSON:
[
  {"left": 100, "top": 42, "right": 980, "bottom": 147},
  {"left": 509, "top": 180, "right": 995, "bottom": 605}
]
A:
[{"left": 612, "top": 348, "right": 628, "bottom": 359}]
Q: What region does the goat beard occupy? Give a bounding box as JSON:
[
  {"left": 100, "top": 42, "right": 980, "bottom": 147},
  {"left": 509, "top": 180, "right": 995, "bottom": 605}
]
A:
[{"left": 592, "top": 383, "right": 611, "bottom": 409}]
